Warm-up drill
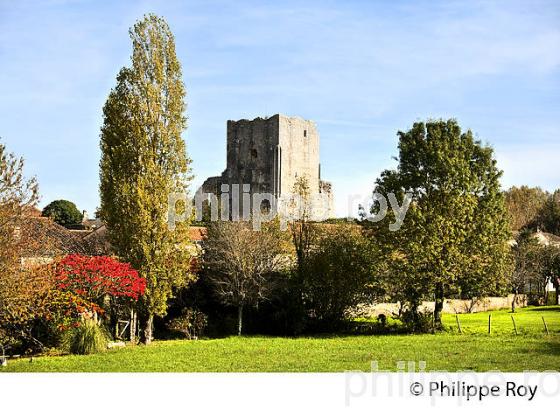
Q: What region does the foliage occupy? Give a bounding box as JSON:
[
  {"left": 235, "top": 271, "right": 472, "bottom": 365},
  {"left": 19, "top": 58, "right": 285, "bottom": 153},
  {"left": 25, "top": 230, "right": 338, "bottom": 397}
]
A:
[
  {"left": 511, "top": 231, "right": 541, "bottom": 309},
  {"left": 44, "top": 288, "right": 95, "bottom": 331},
  {"left": 399, "top": 309, "right": 434, "bottom": 333},
  {"left": 503, "top": 186, "right": 560, "bottom": 237},
  {"left": 0, "top": 262, "right": 92, "bottom": 353},
  {"left": 55, "top": 254, "right": 146, "bottom": 304},
  {"left": 290, "top": 176, "right": 315, "bottom": 275},
  {"left": 539, "top": 190, "right": 560, "bottom": 236},
  {"left": 0, "top": 140, "right": 38, "bottom": 218},
  {"left": 167, "top": 308, "right": 208, "bottom": 339},
  {"left": 288, "top": 176, "right": 318, "bottom": 332},
  {"left": 64, "top": 319, "right": 109, "bottom": 355},
  {"left": 512, "top": 231, "right": 560, "bottom": 308},
  {"left": 532, "top": 244, "right": 560, "bottom": 304},
  {"left": 504, "top": 186, "right": 549, "bottom": 232},
  {"left": 551, "top": 251, "right": 560, "bottom": 304},
  {"left": 202, "top": 221, "right": 287, "bottom": 335},
  {"left": 300, "top": 225, "right": 382, "bottom": 330},
  {"left": 285, "top": 177, "right": 384, "bottom": 333},
  {"left": 319, "top": 217, "right": 359, "bottom": 225},
  {"left": 0, "top": 139, "right": 39, "bottom": 276},
  {"left": 0, "top": 264, "right": 54, "bottom": 351},
  {"left": 0, "top": 140, "right": 44, "bottom": 350},
  {"left": 42, "top": 199, "right": 83, "bottom": 227},
  {"left": 99, "top": 14, "right": 195, "bottom": 343},
  {"left": 364, "top": 119, "right": 512, "bottom": 329},
  {"left": 52, "top": 255, "right": 146, "bottom": 346},
  {"left": 1, "top": 253, "right": 145, "bottom": 353}
]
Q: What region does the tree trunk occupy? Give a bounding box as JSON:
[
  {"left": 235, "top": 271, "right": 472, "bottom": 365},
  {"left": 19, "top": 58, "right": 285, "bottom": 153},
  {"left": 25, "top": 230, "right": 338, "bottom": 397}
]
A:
[
  {"left": 107, "top": 296, "right": 118, "bottom": 338},
  {"left": 511, "top": 291, "right": 518, "bottom": 313},
  {"left": 410, "top": 299, "right": 420, "bottom": 331},
  {"left": 143, "top": 314, "right": 154, "bottom": 345},
  {"left": 434, "top": 285, "right": 444, "bottom": 329},
  {"left": 130, "top": 309, "right": 137, "bottom": 343},
  {"left": 237, "top": 305, "right": 243, "bottom": 336}
]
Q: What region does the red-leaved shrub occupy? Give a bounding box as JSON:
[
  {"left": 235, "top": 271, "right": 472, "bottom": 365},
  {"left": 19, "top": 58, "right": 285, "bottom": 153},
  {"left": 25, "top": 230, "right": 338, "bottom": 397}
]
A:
[{"left": 55, "top": 254, "right": 146, "bottom": 303}]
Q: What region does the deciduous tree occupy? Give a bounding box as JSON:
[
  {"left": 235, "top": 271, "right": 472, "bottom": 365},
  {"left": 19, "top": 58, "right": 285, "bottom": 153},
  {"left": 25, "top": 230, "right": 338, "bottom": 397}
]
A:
[
  {"left": 99, "top": 14, "right": 195, "bottom": 343},
  {"left": 289, "top": 176, "right": 316, "bottom": 305},
  {"left": 504, "top": 186, "right": 549, "bottom": 232},
  {"left": 539, "top": 190, "right": 560, "bottom": 236},
  {"left": 202, "top": 221, "right": 286, "bottom": 335},
  {"left": 300, "top": 225, "right": 381, "bottom": 329},
  {"left": 0, "top": 140, "right": 39, "bottom": 270},
  {"left": 55, "top": 254, "right": 146, "bottom": 305},
  {"left": 0, "top": 140, "right": 44, "bottom": 349},
  {"left": 365, "top": 120, "right": 512, "bottom": 329},
  {"left": 42, "top": 199, "right": 83, "bottom": 227}
]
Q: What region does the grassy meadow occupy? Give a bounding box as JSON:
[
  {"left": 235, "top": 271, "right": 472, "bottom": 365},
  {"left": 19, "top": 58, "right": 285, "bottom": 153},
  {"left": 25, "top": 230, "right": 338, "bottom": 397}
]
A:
[{"left": 2, "top": 306, "right": 559, "bottom": 372}]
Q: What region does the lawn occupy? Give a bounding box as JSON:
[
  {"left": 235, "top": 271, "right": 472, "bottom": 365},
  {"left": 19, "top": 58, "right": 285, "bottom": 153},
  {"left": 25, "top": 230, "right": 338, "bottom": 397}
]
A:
[{"left": 2, "top": 306, "right": 559, "bottom": 372}]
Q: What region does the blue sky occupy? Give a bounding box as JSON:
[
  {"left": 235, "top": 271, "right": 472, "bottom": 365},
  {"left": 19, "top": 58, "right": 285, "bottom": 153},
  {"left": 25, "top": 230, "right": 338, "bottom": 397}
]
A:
[{"left": 1, "top": 0, "right": 559, "bottom": 217}]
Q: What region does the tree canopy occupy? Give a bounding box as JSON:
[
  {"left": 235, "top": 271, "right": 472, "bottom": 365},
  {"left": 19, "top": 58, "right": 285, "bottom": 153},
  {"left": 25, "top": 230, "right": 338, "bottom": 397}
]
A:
[
  {"left": 42, "top": 199, "right": 83, "bottom": 227},
  {"left": 202, "top": 221, "right": 287, "bottom": 335},
  {"left": 504, "top": 186, "right": 549, "bottom": 232},
  {"left": 0, "top": 140, "right": 39, "bottom": 272},
  {"left": 99, "top": 14, "right": 195, "bottom": 343},
  {"left": 539, "top": 190, "right": 560, "bottom": 236},
  {"left": 364, "top": 119, "right": 512, "bottom": 328}
]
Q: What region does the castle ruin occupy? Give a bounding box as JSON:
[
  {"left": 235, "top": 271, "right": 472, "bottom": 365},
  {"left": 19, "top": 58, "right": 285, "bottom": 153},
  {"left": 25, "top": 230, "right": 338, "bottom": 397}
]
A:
[{"left": 200, "top": 114, "right": 334, "bottom": 220}]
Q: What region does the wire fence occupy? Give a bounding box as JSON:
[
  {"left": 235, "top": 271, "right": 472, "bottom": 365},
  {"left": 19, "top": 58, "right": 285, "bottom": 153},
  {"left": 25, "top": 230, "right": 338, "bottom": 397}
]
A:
[{"left": 443, "top": 308, "right": 560, "bottom": 335}]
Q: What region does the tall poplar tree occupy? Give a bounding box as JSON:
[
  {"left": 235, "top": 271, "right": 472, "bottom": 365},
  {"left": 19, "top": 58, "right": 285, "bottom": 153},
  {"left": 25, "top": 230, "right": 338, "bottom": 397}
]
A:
[
  {"left": 99, "top": 14, "right": 195, "bottom": 343},
  {"left": 366, "top": 120, "right": 512, "bottom": 329}
]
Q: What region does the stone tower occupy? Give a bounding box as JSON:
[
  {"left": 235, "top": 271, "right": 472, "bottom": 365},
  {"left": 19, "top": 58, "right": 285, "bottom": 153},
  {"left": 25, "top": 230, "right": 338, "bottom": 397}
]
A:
[{"left": 200, "top": 114, "right": 334, "bottom": 219}]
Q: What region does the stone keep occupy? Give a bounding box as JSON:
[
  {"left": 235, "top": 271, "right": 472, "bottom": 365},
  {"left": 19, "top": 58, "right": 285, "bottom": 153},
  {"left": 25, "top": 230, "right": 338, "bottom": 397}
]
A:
[{"left": 201, "top": 114, "right": 334, "bottom": 219}]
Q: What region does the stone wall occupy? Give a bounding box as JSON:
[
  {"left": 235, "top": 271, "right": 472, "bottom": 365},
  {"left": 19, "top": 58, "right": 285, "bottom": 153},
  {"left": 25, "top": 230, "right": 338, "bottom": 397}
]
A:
[{"left": 349, "top": 294, "right": 528, "bottom": 318}]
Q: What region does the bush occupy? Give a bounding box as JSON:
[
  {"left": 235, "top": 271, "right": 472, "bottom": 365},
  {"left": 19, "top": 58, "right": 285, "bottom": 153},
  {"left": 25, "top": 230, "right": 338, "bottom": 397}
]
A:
[
  {"left": 244, "top": 284, "right": 307, "bottom": 336},
  {"left": 300, "top": 226, "right": 382, "bottom": 331},
  {"left": 546, "top": 291, "right": 557, "bottom": 306},
  {"left": 0, "top": 263, "right": 91, "bottom": 355},
  {"left": 400, "top": 309, "right": 434, "bottom": 334},
  {"left": 167, "top": 309, "right": 208, "bottom": 339},
  {"left": 0, "top": 264, "right": 55, "bottom": 353},
  {"left": 65, "top": 319, "right": 109, "bottom": 355}
]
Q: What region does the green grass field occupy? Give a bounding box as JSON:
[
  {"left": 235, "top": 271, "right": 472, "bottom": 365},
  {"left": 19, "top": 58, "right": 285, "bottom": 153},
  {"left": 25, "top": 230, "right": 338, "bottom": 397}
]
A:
[{"left": 2, "top": 306, "right": 559, "bottom": 372}]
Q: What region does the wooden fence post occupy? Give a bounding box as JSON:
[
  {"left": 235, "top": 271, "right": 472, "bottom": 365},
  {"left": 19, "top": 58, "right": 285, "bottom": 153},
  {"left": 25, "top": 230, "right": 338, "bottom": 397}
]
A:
[
  {"left": 542, "top": 316, "right": 549, "bottom": 335},
  {"left": 488, "top": 314, "right": 492, "bottom": 334},
  {"left": 455, "top": 315, "right": 462, "bottom": 334},
  {"left": 511, "top": 315, "right": 518, "bottom": 335}
]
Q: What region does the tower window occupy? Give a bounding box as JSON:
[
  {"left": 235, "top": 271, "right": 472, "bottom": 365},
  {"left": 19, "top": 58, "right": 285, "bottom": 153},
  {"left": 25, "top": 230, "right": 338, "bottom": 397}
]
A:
[
  {"left": 304, "top": 130, "right": 307, "bottom": 137},
  {"left": 251, "top": 148, "right": 258, "bottom": 158},
  {"left": 260, "top": 199, "right": 271, "bottom": 215}
]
